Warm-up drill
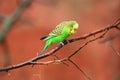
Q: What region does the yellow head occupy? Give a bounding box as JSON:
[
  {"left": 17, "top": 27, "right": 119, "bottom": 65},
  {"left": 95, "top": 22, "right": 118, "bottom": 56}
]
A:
[{"left": 68, "top": 20, "right": 79, "bottom": 34}]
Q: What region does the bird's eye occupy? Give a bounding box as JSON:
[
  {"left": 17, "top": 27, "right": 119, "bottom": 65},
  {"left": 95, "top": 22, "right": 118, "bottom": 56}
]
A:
[{"left": 74, "top": 28, "right": 77, "bottom": 31}]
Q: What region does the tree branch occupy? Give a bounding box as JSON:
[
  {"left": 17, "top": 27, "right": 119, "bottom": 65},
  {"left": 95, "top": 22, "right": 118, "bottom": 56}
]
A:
[
  {"left": 0, "top": 18, "right": 119, "bottom": 72},
  {"left": 0, "top": 0, "right": 31, "bottom": 43}
]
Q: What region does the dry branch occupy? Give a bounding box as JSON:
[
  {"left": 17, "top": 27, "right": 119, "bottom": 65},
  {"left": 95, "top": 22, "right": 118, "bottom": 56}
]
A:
[
  {"left": 0, "top": 0, "right": 31, "bottom": 43},
  {"left": 0, "top": 0, "right": 119, "bottom": 80},
  {"left": 100, "top": 32, "right": 120, "bottom": 43},
  {"left": 0, "top": 19, "right": 119, "bottom": 80},
  {"left": 0, "top": 18, "right": 119, "bottom": 72}
]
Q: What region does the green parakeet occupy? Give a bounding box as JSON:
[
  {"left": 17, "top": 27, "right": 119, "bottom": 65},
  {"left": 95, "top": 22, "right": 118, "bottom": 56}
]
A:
[{"left": 40, "top": 20, "right": 79, "bottom": 55}]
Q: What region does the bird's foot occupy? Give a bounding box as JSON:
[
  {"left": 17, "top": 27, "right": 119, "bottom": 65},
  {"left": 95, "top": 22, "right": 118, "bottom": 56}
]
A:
[
  {"left": 60, "top": 42, "right": 64, "bottom": 46},
  {"left": 65, "top": 39, "right": 70, "bottom": 43},
  {"left": 60, "top": 40, "right": 70, "bottom": 46}
]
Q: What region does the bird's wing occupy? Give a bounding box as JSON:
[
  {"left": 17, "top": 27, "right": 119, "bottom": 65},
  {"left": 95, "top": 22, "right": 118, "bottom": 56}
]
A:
[
  {"left": 49, "top": 22, "right": 66, "bottom": 36},
  {"left": 40, "top": 21, "right": 67, "bottom": 41}
]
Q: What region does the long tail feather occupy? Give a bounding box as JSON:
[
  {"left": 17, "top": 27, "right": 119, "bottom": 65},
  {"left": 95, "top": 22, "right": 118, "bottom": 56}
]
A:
[
  {"left": 39, "top": 48, "right": 46, "bottom": 55},
  {"left": 40, "top": 36, "right": 48, "bottom": 40},
  {"left": 39, "top": 40, "right": 51, "bottom": 55},
  {"left": 39, "top": 43, "right": 49, "bottom": 55}
]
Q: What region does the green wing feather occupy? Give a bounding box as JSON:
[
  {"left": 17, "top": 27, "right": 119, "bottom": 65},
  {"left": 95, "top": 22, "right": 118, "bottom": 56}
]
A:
[{"left": 40, "top": 21, "right": 67, "bottom": 41}]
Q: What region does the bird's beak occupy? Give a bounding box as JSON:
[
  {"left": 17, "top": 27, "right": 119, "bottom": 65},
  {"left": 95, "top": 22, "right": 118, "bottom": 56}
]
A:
[{"left": 71, "top": 28, "right": 75, "bottom": 34}]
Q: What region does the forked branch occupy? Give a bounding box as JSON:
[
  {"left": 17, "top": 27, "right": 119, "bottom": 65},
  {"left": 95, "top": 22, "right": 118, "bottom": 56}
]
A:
[{"left": 0, "top": 18, "right": 119, "bottom": 72}]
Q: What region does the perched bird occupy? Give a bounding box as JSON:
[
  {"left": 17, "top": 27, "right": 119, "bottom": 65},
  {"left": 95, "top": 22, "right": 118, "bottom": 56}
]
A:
[{"left": 39, "top": 20, "right": 79, "bottom": 55}]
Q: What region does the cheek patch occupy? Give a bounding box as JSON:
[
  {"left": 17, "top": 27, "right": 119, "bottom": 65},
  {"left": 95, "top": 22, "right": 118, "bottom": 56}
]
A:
[{"left": 71, "top": 29, "right": 75, "bottom": 34}]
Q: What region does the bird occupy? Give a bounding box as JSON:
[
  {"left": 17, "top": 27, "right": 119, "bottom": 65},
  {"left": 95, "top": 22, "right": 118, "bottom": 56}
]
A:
[{"left": 39, "top": 20, "right": 79, "bottom": 55}]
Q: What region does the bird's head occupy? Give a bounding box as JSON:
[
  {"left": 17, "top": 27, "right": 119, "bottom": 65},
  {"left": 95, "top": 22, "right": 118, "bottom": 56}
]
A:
[{"left": 68, "top": 20, "right": 79, "bottom": 34}]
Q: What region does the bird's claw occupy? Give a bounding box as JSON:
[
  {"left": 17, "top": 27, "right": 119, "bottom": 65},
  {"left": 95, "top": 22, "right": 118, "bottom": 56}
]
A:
[
  {"left": 60, "top": 42, "right": 64, "bottom": 46},
  {"left": 65, "top": 39, "right": 70, "bottom": 43}
]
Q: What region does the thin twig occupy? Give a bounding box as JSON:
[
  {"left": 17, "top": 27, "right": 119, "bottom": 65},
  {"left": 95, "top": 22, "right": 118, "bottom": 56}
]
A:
[
  {"left": 68, "top": 30, "right": 108, "bottom": 58},
  {"left": 29, "top": 58, "right": 67, "bottom": 65},
  {"left": 100, "top": 32, "right": 120, "bottom": 43},
  {"left": 109, "top": 43, "right": 120, "bottom": 56},
  {"left": 0, "top": 19, "right": 119, "bottom": 72},
  {"left": 0, "top": 0, "right": 31, "bottom": 43},
  {"left": 68, "top": 59, "right": 91, "bottom": 80},
  {"left": 53, "top": 55, "right": 69, "bottom": 66}
]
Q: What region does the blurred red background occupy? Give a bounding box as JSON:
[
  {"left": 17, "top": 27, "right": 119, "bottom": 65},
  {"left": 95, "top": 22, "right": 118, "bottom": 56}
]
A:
[{"left": 0, "top": 0, "right": 120, "bottom": 80}]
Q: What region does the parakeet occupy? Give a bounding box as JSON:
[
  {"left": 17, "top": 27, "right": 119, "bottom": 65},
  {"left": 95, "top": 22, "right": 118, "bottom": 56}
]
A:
[{"left": 39, "top": 20, "right": 79, "bottom": 55}]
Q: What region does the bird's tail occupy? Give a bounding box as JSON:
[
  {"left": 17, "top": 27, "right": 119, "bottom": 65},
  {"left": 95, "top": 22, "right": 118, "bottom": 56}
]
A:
[
  {"left": 39, "top": 43, "right": 50, "bottom": 55},
  {"left": 39, "top": 47, "right": 46, "bottom": 55},
  {"left": 39, "top": 40, "right": 52, "bottom": 55}
]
